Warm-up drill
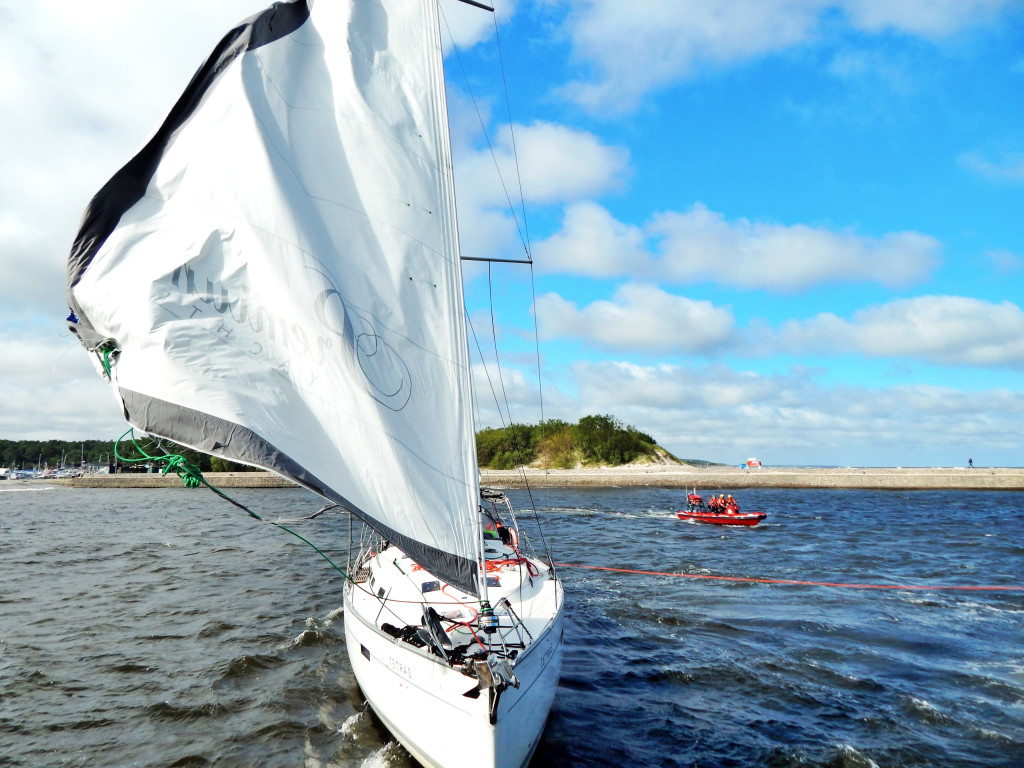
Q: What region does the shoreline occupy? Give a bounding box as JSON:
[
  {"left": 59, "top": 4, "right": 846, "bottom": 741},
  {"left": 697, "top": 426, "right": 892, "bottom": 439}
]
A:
[
  {"left": 13, "top": 465, "right": 1024, "bottom": 491},
  {"left": 478, "top": 465, "right": 1024, "bottom": 491}
]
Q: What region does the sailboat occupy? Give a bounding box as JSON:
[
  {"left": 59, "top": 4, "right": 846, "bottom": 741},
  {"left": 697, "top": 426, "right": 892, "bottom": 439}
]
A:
[{"left": 65, "top": 1, "right": 563, "bottom": 767}]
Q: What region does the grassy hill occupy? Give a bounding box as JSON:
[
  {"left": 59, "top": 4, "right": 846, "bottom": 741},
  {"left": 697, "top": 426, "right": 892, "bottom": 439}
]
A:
[{"left": 476, "top": 414, "right": 683, "bottom": 470}]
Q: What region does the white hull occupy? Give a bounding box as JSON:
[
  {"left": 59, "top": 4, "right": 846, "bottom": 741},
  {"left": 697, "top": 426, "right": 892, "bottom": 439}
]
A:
[{"left": 343, "top": 545, "right": 563, "bottom": 768}]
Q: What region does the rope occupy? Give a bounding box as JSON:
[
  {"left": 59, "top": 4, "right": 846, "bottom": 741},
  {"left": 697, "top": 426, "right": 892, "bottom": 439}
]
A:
[
  {"left": 553, "top": 562, "right": 1024, "bottom": 592},
  {"left": 438, "top": 4, "right": 529, "bottom": 252},
  {"left": 112, "top": 428, "right": 351, "bottom": 582},
  {"left": 114, "top": 428, "right": 204, "bottom": 487},
  {"left": 438, "top": 7, "right": 557, "bottom": 580}
]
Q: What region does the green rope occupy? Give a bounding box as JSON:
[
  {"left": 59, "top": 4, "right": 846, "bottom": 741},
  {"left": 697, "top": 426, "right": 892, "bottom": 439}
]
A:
[
  {"left": 114, "top": 428, "right": 203, "bottom": 487},
  {"left": 112, "top": 428, "right": 352, "bottom": 582},
  {"left": 98, "top": 341, "right": 118, "bottom": 378}
]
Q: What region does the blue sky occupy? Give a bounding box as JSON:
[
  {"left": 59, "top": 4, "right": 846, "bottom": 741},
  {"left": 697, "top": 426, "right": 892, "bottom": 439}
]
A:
[{"left": 2, "top": 0, "right": 1023, "bottom": 466}]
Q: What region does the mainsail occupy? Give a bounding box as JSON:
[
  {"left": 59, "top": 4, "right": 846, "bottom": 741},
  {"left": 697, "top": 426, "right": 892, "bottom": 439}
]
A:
[{"left": 67, "top": 0, "right": 484, "bottom": 595}]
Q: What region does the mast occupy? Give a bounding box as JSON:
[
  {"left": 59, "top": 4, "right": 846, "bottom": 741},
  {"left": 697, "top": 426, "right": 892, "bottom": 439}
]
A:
[{"left": 426, "top": 0, "right": 488, "bottom": 597}]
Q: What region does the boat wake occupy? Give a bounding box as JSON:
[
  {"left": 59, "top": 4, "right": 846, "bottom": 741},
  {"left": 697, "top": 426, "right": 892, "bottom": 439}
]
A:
[
  {"left": 339, "top": 711, "right": 365, "bottom": 739},
  {"left": 359, "top": 740, "right": 408, "bottom": 768}
]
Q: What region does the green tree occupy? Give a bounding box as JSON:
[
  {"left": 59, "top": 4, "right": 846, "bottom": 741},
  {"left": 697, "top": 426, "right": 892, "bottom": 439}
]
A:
[{"left": 476, "top": 414, "right": 662, "bottom": 468}]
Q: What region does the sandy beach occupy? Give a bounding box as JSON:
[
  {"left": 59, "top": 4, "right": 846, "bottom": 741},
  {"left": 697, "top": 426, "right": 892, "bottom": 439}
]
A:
[{"left": 23, "top": 465, "right": 1024, "bottom": 491}]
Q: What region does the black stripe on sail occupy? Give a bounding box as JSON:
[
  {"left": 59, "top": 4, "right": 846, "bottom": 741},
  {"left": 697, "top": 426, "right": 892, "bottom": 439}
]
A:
[
  {"left": 67, "top": 0, "right": 311, "bottom": 296},
  {"left": 119, "top": 389, "right": 482, "bottom": 597}
]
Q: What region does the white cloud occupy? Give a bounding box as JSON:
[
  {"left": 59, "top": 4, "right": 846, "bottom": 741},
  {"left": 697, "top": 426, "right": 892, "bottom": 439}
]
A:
[
  {"left": 0, "top": 327, "right": 128, "bottom": 439},
  {"left": 986, "top": 249, "right": 1024, "bottom": 273},
  {"left": 825, "top": 48, "right": 915, "bottom": 100},
  {"left": 456, "top": 122, "right": 629, "bottom": 208},
  {"left": 535, "top": 202, "right": 940, "bottom": 291},
  {"left": 533, "top": 289, "right": 1024, "bottom": 371},
  {"left": 0, "top": 213, "right": 68, "bottom": 321},
  {"left": 840, "top": 0, "right": 1014, "bottom": 37},
  {"left": 532, "top": 202, "right": 646, "bottom": 277},
  {"left": 536, "top": 284, "right": 734, "bottom": 353},
  {"left": 959, "top": 149, "right": 1024, "bottom": 184},
  {"left": 652, "top": 204, "right": 940, "bottom": 291},
  {"left": 775, "top": 296, "right": 1024, "bottom": 367},
  {"left": 559, "top": 0, "right": 1020, "bottom": 113},
  {"left": 471, "top": 361, "right": 538, "bottom": 425},
  {"left": 456, "top": 207, "right": 525, "bottom": 266},
  {"left": 452, "top": 121, "right": 629, "bottom": 262},
  {"left": 569, "top": 359, "right": 1024, "bottom": 465},
  {"left": 560, "top": 0, "right": 822, "bottom": 113}
]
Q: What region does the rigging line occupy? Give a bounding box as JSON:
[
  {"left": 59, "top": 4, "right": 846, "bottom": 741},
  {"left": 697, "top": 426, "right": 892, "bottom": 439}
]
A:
[
  {"left": 553, "top": 563, "right": 1024, "bottom": 592},
  {"left": 351, "top": 575, "right": 485, "bottom": 608},
  {"left": 491, "top": 9, "right": 531, "bottom": 261},
  {"left": 441, "top": 0, "right": 552, "bottom": 569},
  {"left": 513, "top": 469, "right": 556, "bottom": 583},
  {"left": 467, "top": 308, "right": 508, "bottom": 427},
  {"left": 439, "top": 2, "right": 550, "bottom": 560},
  {"left": 487, "top": 262, "right": 525, "bottom": 464},
  {"left": 529, "top": 263, "right": 546, "bottom": 429},
  {"left": 483, "top": 4, "right": 547, "bottom": 482},
  {"left": 469, "top": 283, "right": 551, "bottom": 566},
  {"left": 113, "top": 428, "right": 352, "bottom": 582},
  {"left": 438, "top": 4, "right": 530, "bottom": 254},
  {"left": 273, "top": 503, "right": 339, "bottom": 524},
  {"left": 471, "top": 297, "right": 554, "bottom": 590},
  {"left": 479, "top": 14, "right": 553, "bottom": 565},
  {"left": 484, "top": 265, "right": 556, "bottom": 574},
  {"left": 342, "top": 530, "right": 407, "bottom": 622},
  {"left": 518, "top": 267, "right": 557, "bottom": 585}
]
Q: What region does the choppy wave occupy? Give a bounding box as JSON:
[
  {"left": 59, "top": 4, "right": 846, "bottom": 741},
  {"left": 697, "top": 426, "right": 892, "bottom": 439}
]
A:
[{"left": 1, "top": 486, "right": 1021, "bottom": 767}]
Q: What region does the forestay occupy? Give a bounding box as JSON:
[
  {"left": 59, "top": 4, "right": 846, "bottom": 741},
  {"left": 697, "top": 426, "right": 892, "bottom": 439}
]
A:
[{"left": 66, "top": 0, "right": 484, "bottom": 595}]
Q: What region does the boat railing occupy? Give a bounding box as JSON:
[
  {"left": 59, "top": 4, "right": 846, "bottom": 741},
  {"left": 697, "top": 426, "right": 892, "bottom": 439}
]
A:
[
  {"left": 349, "top": 537, "right": 377, "bottom": 584},
  {"left": 488, "top": 596, "right": 532, "bottom": 655}
]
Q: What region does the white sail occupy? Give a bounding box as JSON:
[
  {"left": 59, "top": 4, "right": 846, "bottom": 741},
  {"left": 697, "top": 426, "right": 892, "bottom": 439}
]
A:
[{"left": 67, "top": 0, "right": 483, "bottom": 594}]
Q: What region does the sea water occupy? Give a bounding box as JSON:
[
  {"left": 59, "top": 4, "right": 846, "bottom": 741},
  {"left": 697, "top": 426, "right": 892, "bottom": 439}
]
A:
[{"left": 0, "top": 484, "right": 1020, "bottom": 767}]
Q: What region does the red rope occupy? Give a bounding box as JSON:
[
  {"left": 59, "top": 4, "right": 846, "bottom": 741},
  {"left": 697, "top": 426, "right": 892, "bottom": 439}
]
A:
[
  {"left": 553, "top": 563, "right": 1024, "bottom": 592},
  {"left": 486, "top": 557, "right": 540, "bottom": 577}
]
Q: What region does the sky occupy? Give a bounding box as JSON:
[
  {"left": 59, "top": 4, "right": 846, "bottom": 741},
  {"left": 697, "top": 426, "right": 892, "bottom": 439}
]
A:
[{"left": 2, "top": 0, "right": 1024, "bottom": 467}]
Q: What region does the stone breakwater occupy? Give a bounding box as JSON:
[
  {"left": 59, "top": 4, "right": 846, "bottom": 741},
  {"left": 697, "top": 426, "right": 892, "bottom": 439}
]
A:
[
  {"left": 479, "top": 465, "right": 1024, "bottom": 491},
  {"left": 26, "top": 466, "right": 1024, "bottom": 490}
]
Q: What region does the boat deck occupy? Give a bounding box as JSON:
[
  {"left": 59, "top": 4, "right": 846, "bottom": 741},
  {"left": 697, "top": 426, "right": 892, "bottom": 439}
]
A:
[{"left": 349, "top": 543, "right": 559, "bottom": 656}]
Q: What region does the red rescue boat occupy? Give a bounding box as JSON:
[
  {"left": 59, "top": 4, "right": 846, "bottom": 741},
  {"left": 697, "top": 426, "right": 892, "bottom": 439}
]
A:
[
  {"left": 677, "top": 492, "right": 767, "bottom": 527},
  {"left": 676, "top": 509, "right": 767, "bottom": 526}
]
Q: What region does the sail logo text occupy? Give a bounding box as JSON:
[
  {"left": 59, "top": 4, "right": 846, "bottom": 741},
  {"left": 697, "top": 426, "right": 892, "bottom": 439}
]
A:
[
  {"left": 170, "top": 263, "right": 333, "bottom": 363},
  {"left": 167, "top": 261, "right": 412, "bottom": 410}
]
